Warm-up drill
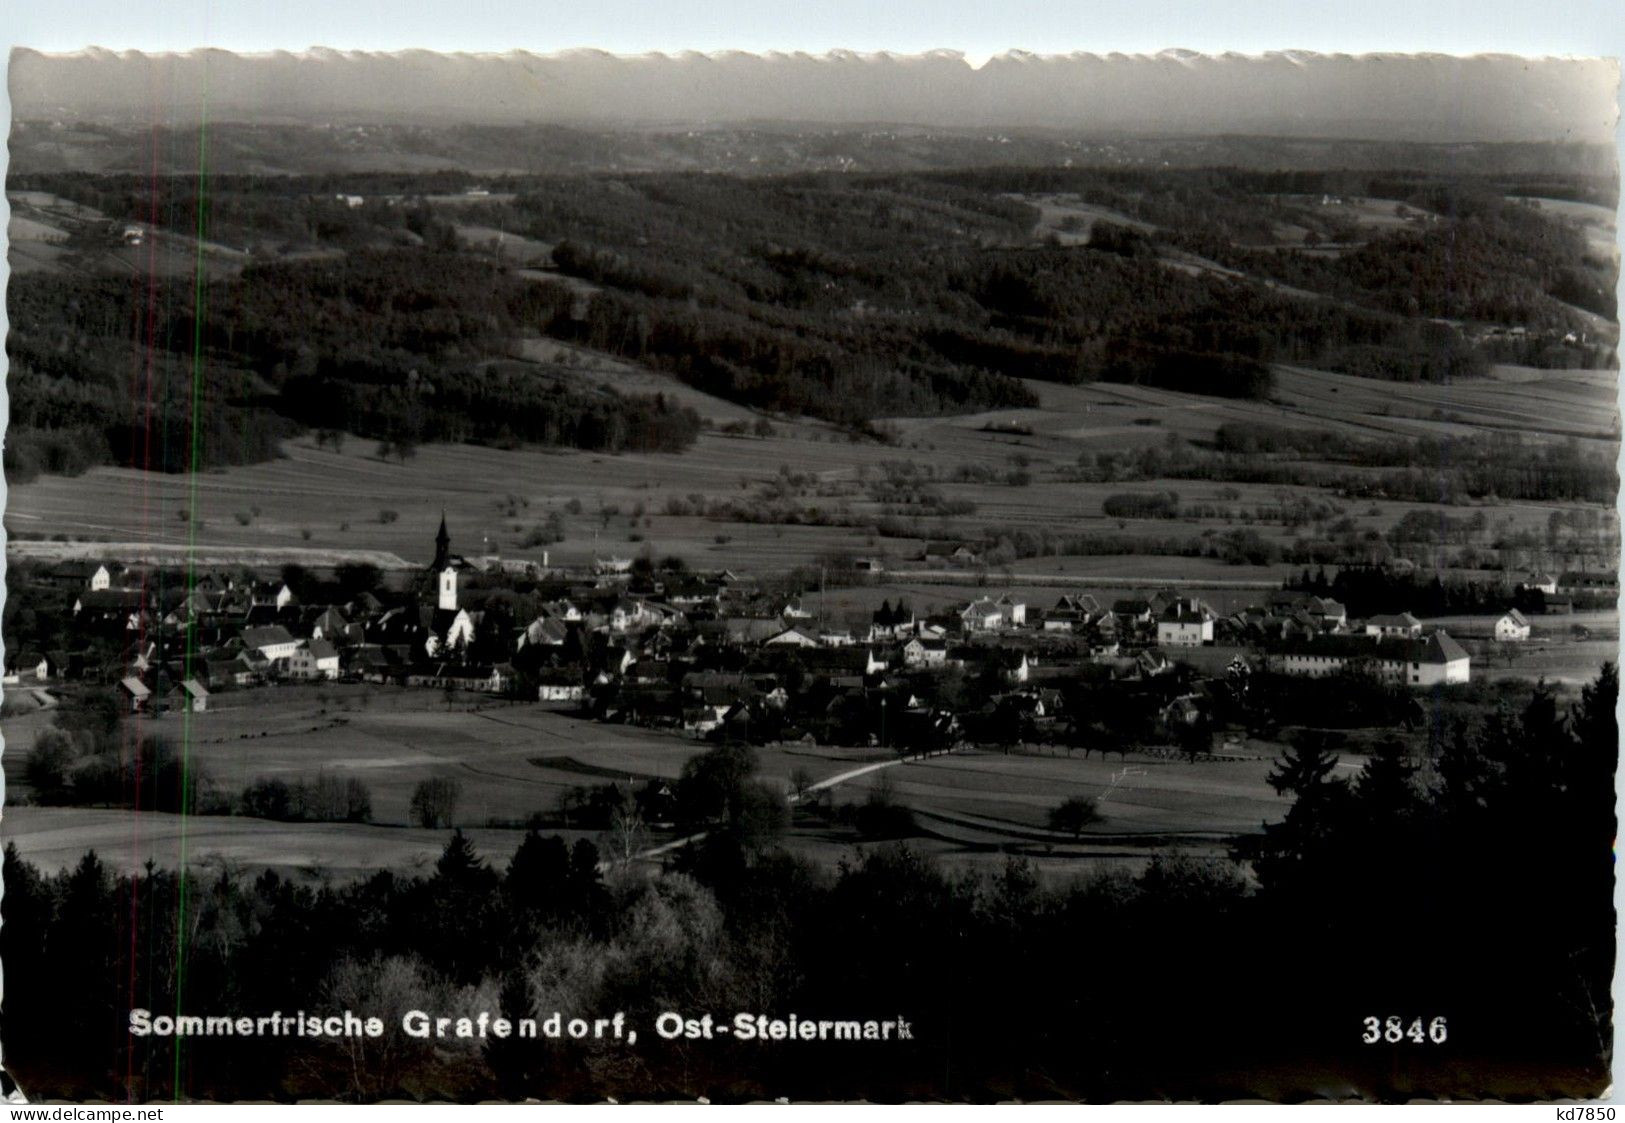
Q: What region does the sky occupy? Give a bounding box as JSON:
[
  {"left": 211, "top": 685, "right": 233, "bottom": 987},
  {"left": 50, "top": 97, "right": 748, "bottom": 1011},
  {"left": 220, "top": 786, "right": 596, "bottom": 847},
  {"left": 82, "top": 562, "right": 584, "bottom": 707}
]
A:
[
  {"left": 2, "top": 0, "right": 1623, "bottom": 61},
  {"left": 7, "top": 0, "right": 1623, "bottom": 144}
]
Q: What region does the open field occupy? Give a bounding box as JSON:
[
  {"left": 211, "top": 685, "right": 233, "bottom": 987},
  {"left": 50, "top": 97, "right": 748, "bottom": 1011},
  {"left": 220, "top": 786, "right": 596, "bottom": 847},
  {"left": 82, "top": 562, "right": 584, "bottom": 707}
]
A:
[
  {"left": 2, "top": 680, "right": 1301, "bottom": 879},
  {"left": 834, "top": 745, "right": 1296, "bottom": 838},
  {"left": 6, "top": 190, "right": 248, "bottom": 278},
  {"left": 1512, "top": 196, "right": 1619, "bottom": 260},
  {"left": 7, "top": 347, "right": 1615, "bottom": 578},
  {"left": 0, "top": 807, "right": 550, "bottom": 881},
  {"left": 2, "top": 684, "right": 893, "bottom": 827}
]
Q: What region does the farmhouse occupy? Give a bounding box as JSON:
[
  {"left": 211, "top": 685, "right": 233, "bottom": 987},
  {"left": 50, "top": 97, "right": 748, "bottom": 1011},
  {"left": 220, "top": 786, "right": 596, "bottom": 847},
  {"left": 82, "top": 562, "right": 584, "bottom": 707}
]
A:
[
  {"left": 994, "top": 594, "right": 1027, "bottom": 627},
  {"left": 1274, "top": 632, "right": 1470, "bottom": 686},
  {"left": 249, "top": 581, "right": 296, "bottom": 610},
  {"left": 241, "top": 625, "right": 299, "bottom": 663},
  {"left": 1156, "top": 598, "right": 1216, "bottom": 647},
  {"left": 50, "top": 561, "right": 113, "bottom": 590},
  {"left": 1494, "top": 609, "right": 1532, "bottom": 642},
  {"left": 164, "top": 679, "right": 209, "bottom": 714},
  {"left": 903, "top": 637, "right": 949, "bottom": 668},
  {"left": 1044, "top": 594, "right": 1099, "bottom": 632},
  {"left": 960, "top": 599, "right": 1004, "bottom": 633},
  {"left": 1558, "top": 572, "right": 1618, "bottom": 597},
  {"left": 1364, "top": 613, "right": 1422, "bottom": 638},
  {"left": 287, "top": 639, "right": 342, "bottom": 680},
  {"left": 764, "top": 626, "right": 821, "bottom": 648},
  {"left": 1520, "top": 571, "right": 1558, "bottom": 595}
]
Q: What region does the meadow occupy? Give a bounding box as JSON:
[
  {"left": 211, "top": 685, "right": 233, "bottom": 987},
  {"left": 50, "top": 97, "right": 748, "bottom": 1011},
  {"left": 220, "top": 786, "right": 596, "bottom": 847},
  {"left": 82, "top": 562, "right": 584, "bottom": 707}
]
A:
[
  {"left": 1, "top": 679, "right": 1300, "bottom": 879},
  {"left": 5, "top": 355, "right": 1615, "bottom": 579}
]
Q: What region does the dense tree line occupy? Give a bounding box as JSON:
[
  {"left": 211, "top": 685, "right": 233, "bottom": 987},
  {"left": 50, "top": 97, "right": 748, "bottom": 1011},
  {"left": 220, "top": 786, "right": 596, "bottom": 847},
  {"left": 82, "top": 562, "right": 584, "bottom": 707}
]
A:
[
  {"left": 5, "top": 667, "right": 1613, "bottom": 1101},
  {"left": 5, "top": 250, "right": 704, "bottom": 479}
]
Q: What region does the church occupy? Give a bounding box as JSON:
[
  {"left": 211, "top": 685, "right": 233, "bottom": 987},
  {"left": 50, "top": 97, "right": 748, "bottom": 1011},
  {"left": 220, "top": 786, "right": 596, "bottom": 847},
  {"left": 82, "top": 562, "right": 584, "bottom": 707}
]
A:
[{"left": 423, "top": 513, "right": 477, "bottom": 656}]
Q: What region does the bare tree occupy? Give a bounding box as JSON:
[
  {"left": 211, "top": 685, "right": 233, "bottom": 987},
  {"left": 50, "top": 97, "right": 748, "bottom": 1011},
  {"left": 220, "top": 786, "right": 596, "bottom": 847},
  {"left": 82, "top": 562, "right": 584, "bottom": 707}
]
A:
[
  {"left": 603, "top": 804, "right": 649, "bottom": 866},
  {"left": 410, "top": 777, "right": 462, "bottom": 829}
]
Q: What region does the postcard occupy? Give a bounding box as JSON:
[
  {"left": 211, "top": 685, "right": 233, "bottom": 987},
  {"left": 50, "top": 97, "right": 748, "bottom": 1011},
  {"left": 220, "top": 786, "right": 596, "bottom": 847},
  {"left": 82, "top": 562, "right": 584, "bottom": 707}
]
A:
[{"left": 2, "top": 46, "right": 1618, "bottom": 1103}]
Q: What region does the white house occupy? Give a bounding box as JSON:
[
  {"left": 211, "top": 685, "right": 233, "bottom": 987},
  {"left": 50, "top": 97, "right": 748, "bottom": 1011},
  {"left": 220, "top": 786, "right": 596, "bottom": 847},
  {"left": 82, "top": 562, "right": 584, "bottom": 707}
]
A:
[
  {"left": 764, "top": 626, "right": 821, "bottom": 648},
  {"left": 251, "top": 582, "right": 295, "bottom": 610},
  {"left": 1364, "top": 613, "right": 1423, "bottom": 638},
  {"left": 903, "top": 637, "right": 948, "bottom": 668},
  {"left": 1276, "top": 632, "right": 1470, "bottom": 686},
  {"left": 994, "top": 594, "right": 1027, "bottom": 627},
  {"left": 960, "top": 599, "right": 1004, "bottom": 633},
  {"left": 1156, "top": 598, "right": 1215, "bottom": 647},
  {"left": 287, "top": 638, "right": 341, "bottom": 680},
  {"left": 241, "top": 625, "right": 299, "bottom": 663},
  {"left": 1494, "top": 609, "right": 1532, "bottom": 642},
  {"left": 1520, "top": 571, "right": 1558, "bottom": 595}
]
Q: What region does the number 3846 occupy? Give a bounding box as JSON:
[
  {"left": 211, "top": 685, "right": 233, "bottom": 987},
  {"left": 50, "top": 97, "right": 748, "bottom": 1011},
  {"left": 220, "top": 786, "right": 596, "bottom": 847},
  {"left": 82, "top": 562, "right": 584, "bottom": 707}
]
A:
[{"left": 1363, "top": 1016, "right": 1447, "bottom": 1044}]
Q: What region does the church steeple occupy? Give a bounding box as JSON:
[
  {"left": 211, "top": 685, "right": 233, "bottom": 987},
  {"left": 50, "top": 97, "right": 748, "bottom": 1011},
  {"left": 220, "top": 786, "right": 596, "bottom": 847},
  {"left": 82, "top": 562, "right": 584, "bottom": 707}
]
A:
[{"left": 433, "top": 511, "right": 451, "bottom": 570}]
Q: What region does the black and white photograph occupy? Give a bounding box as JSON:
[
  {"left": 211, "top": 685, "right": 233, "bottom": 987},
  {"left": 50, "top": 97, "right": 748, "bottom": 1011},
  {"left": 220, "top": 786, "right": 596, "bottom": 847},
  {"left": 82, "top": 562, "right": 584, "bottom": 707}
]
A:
[{"left": 0, "top": 26, "right": 1619, "bottom": 1104}]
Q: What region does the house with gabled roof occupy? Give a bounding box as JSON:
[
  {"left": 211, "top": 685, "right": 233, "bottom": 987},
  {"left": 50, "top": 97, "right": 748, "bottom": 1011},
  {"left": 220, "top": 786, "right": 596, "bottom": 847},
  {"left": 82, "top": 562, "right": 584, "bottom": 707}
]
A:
[
  {"left": 1494, "top": 609, "right": 1531, "bottom": 642},
  {"left": 50, "top": 560, "right": 114, "bottom": 590},
  {"left": 1364, "top": 613, "right": 1422, "bottom": 638},
  {"left": 118, "top": 676, "right": 152, "bottom": 713},
  {"left": 994, "top": 594, "right": 1027, "bottom": 627},
  {"left": 288, "top": 639, "right": 341, "bottom": 680},
  {"left": 1519, "top": 571, "right": 1558, "bottom": 595},
  {"left": 960, "top": 598, "right": 1004, "bottom": 633},
  {"left": 164, "top": 679, "right": 209, "bottom": 714},
  {"left": 902, "top": 636, "right": 948, "bottom": 668},
  {"left": 1156, "top": 598, "right": 1216, "bottom": 647},
  {"left": 241, "top": 625, "right": 299, "bottom": 662},
  {"left": 1273, "top": 631, "right": 1469, "bottom": 686},
  {"left": 764, "top": 625, "right": 821, "bottom": 648}
]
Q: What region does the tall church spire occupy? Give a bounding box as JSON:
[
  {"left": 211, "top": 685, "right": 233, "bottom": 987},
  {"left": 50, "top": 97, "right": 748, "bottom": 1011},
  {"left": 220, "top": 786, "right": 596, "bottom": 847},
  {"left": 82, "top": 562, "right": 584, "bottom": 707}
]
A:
[{"left": 433, "top": 511, "right": 451, "bottom": 570}]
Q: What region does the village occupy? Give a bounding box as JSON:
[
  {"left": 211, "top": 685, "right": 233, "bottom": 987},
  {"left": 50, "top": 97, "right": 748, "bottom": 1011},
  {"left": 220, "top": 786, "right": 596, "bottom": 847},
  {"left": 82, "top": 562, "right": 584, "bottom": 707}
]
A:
[{"left": 11, "top": 513, "right": 1611, "bottom": 761}]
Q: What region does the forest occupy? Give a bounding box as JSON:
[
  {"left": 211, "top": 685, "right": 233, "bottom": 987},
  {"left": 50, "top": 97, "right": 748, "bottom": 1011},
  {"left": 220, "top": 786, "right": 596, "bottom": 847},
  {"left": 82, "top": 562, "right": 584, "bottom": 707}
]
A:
[
  {"left": 3, "top": 250, "right": 702, "bottom": 481},
  {"left": 9, "top": 159, "right": 1614, "bottom": 478},
  {"left": 3, "top": 666, "right": 1614, "bottom": 1102}
]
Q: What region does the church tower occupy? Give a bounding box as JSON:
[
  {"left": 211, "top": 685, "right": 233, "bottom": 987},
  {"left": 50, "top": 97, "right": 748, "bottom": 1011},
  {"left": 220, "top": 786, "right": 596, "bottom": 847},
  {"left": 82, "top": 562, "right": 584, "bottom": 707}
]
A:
[
  {"left": 433, "top": 511, "right": 451, "bottom": 571},
  {"left": 432, "top": 511, "right": 458, "bottom": 610}
]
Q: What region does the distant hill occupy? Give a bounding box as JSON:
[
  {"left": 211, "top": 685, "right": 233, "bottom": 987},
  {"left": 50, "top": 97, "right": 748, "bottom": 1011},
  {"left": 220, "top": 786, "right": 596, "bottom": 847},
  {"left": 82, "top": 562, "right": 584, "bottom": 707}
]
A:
[
  {"left": 9, "top": 48, "right": 1616, "bottom": 145},
  {"left": 8, "top": 118, "right": 1619, "bottom": 180}
]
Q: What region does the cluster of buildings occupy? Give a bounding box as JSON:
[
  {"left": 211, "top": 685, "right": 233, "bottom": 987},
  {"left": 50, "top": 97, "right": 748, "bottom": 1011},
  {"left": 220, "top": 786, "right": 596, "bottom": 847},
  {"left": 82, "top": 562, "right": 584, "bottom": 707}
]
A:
[
  {"left": 1515, "top": 570, "right": 1619, "bottom": 613},
  {"left": 13, "top": 517, "right": 1526, "bottom": 745}
]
